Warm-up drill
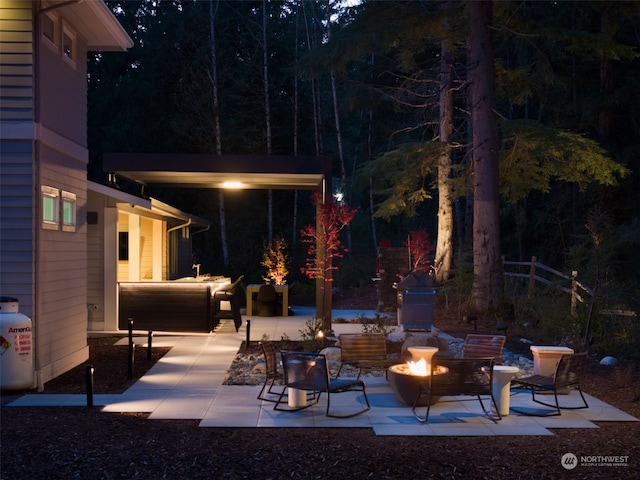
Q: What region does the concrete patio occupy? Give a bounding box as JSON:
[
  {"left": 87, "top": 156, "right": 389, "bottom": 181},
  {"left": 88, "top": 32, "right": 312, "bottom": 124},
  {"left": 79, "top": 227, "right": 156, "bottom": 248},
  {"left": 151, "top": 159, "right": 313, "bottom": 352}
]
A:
[{"left": 6, "top": 307, "right": 638, "bottom": 436}]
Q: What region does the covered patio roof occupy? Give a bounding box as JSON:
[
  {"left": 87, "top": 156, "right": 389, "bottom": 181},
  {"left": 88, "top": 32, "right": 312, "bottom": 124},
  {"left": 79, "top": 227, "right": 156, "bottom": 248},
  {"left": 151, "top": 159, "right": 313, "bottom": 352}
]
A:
[
  {"left": 103, "top": 152, "right": 335, "bottom": 324},
  {"left": 103, "top": 153, "right": 333, "bottom": 192}
]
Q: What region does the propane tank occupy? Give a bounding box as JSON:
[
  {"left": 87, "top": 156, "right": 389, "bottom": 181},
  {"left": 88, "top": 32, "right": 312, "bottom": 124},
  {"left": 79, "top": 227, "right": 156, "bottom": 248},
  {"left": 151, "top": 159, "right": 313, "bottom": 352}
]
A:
[{"left": 0, "top": 297, "right": 34, "bottom": 390}]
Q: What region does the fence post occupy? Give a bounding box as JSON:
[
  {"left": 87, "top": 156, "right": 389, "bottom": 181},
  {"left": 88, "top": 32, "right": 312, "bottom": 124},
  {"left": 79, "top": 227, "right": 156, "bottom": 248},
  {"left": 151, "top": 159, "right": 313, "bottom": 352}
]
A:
[
  {"left": 571, "top": 270, "right": 578, "bottom": 317},
  {"left": 528, "top": 256, "right": 537, "bottom": 298}
]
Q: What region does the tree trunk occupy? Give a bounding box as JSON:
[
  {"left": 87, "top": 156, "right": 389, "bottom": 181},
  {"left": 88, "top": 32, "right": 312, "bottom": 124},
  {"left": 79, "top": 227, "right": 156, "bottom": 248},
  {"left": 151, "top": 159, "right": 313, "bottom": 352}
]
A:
[
  {"left": 210, "top": 1, "right": 229, "bottom": 268},
  {"left": 326, "top": 1, "right": 351, "bottom": 254},
  {"left": 291, "top": 1, "right": 301, "bottom": 257},
  {"left": 263, "top": 0, "right": 273, "bottom": 242},
  {"left": 469, "top": 0, "right": 503, "bottom": 310},
  {"left": 435, "top": 38, "right": 454, "bottom": 282}
]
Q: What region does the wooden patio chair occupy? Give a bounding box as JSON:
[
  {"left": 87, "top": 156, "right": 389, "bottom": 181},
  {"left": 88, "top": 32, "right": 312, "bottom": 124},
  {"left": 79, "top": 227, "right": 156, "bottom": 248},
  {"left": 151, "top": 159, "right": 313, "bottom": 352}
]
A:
[
  {"left": 510, "top": 352, "right": 589, "bottom": 416},
  {"left": 462, "top": 334, "right": 506, "bottom": 364},
  {"left": 412, "top": 357, "right": 501, "bottom": 423},
  {"left": 336, "top": 333, "right": 395, "bottom": 379},
  {"left": 256, "top": 342, "right": 285, "bottom": 402},
  {"left": 274, "top": 351, "right": 371, "bottom": 418}
]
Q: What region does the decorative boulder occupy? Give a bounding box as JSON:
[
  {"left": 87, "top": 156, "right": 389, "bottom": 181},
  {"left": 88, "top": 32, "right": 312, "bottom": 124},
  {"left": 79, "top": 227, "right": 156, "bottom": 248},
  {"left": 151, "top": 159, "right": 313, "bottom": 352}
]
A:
[{"left": 320, "top": 346, "right": 342, "bottom": 362}]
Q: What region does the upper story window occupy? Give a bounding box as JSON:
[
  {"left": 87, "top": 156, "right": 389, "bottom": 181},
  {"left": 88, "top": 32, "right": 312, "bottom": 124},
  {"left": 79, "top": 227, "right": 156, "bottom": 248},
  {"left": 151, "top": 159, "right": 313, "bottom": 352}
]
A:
[
  {"left": 42, "top": 186, "right": 59, "bottom": 230},
  {"left": 61, "top": 191, "right": 77, "bottom": 232},
  {"left": 61, "top": 22, "right": 76, "bottom": 68},
  {"left": 42, "top": 13, "right": 57, "bottom": 47}
]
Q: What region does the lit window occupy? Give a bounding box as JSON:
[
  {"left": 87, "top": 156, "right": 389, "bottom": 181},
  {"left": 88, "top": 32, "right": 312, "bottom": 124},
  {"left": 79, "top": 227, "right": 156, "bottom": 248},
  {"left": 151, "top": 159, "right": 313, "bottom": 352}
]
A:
[
  {"left": 42, "top": 186, "right": 59, "bottom": 230},
  {"left": 61, "top": 191, "right": 76, "bottom": 232},
  {"left": 62, "top": 23, "right": 76, "bottom": 67}
]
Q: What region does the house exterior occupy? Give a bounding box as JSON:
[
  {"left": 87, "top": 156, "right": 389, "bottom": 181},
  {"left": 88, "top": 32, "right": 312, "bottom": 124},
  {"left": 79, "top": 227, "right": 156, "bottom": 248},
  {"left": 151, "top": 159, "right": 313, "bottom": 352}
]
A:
[{"left": 0, "top": 0, "right": 133, "bottom": 388}]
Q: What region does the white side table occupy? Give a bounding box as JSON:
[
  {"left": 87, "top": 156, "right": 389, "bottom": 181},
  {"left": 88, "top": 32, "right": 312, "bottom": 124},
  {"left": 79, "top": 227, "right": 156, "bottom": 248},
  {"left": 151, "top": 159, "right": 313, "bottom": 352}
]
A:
[
  {"left": 288, "top": 388, "right": 307, "bottom": 408},
  {"left": 407, "top": 346, "right": 439, "bottom": 373},
  {"left": 530, "top": 346, "right": 574, "bottom": 376},
  {"left": 491, "top": 365, "right": 519, "bottom": 416}
]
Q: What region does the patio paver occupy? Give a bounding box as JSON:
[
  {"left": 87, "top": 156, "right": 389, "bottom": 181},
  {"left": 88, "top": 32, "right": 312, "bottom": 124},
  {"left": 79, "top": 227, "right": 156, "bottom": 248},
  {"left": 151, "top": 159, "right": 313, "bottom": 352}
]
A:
[{"left": 6, "top": 309, "right": 638, "bottom": 436}]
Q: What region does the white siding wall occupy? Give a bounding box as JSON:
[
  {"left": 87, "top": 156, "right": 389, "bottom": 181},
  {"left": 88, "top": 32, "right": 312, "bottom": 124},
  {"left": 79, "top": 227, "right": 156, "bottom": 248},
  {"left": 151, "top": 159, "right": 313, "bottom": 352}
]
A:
[
  {"left": 0, "top": 141, "right": 35, "bottom": 316},
  {"left": 0, "top": 0, "right": 33, "bottom": 122},
  {"left": 38, "top": 10, "right": 88, "bottom": 145},
  {"left": 36, "top": 144, "right": 88, "bottom": 383}
]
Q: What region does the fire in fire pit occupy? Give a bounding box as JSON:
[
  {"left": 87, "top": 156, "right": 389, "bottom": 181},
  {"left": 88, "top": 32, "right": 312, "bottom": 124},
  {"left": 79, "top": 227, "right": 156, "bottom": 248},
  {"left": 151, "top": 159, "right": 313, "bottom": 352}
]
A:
[{"left": 387, "top": 361, "right": 448, "bottom": 406}]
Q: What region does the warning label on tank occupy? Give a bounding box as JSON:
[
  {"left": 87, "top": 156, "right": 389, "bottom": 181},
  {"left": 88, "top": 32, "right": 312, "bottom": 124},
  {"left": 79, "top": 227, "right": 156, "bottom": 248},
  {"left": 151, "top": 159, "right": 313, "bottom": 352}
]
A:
[
  {"left": 1, "top": 335, "right": 10, "bottom": 354},
  {"left": 14, "top": 333, "right": 31, "bottom": 354}
]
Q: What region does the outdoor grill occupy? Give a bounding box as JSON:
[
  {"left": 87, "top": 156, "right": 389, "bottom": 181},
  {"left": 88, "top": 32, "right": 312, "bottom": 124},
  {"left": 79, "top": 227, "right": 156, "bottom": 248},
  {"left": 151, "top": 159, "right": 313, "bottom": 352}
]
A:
[{"left": 395, "top": 268, "right": 436, "bottom": 331}]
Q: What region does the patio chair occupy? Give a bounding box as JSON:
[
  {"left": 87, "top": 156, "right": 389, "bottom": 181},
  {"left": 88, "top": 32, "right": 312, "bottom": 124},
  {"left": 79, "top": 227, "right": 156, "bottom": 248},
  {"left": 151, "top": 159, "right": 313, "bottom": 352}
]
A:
[
  {"left": 256, "top": 342, "right": 285, "bottom": 402},
  {"left": 256, "top": 284, "right": 279, "bottom": 317},
  {"left": 257, "top": 343, "right": 317, "bottom": 404},
  {"left": 336, "top": 333, "right": 396, "bottom": 379},
  {"left": 213, "top": 275, "right": 244, "bottom": 331},
  {"left": 412, "top": 357, "right": 501, "bottom": 423},
  {"left": 510, "top": 352, "right": 589, "bottom": 416},
  {"left": 274, "top": 350, "right": 371, "bottom": 418},
  {"left": 462, "top": 334, "right": 506, "bottom": 365}
]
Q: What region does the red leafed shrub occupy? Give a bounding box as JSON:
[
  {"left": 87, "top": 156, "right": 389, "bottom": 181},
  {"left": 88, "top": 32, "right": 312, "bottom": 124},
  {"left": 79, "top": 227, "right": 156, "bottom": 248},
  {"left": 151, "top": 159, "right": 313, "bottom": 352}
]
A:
[
  {"left": 300, "top": 193, "right": 358, "bottom": 281},
  {"left": 405, "top": 228, "right": 434, "bottom": 270}
]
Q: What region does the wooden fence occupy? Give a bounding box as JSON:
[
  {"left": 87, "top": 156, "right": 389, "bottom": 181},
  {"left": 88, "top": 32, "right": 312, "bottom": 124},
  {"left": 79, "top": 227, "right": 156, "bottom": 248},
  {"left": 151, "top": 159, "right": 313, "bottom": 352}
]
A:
[{"left": 502, "top": 256, "right": 636, "bottom": 319}]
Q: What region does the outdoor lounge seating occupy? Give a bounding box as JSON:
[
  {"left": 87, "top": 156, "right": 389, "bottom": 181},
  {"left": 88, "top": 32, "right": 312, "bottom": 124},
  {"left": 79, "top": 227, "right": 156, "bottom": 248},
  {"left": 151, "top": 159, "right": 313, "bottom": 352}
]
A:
[
  {"left": 412, "top": 357, "right": 502, "bottom": 423},
  {"left": 274, "top": 350, "right": 371, "bottom": 418},
  {"left": 462, "top": 334, "right": 506, "bottom": 364},
  {"left": 336, "top": 332, "right": 396, "bottom": 379},
  {"left": 510, "top": 352, "right": 589, "bottom": 416},
  {"left": 257, "top": 342, "right": 316, "bottom": 404},
  {"left": 213, "top": 275, "right": 244, "bottom": 331}
]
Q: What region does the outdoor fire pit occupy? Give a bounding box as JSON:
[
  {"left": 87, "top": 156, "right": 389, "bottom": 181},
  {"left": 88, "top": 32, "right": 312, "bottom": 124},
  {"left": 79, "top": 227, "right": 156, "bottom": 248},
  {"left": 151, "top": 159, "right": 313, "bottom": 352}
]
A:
[{"left": 387, "top": 361, "right": 448, "bottom": 406}]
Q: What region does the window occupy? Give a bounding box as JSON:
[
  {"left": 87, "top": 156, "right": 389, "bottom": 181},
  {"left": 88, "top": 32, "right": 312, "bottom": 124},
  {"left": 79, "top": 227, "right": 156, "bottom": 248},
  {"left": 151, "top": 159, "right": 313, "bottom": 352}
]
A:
[
  {"left": 61, "top": 23, "right": 76, "bottom": 67},
  {"left": 61, "top": 191, "right": 76, "bottom": 232},
  {"left": 118, "top": 232, "right": 129, "bottom": 261},
  {"left": 42, "top": 186, "right": 59, "bottom": 230},
  {"left": 42, "top": 13, "right": 57, "bottom": 47}
]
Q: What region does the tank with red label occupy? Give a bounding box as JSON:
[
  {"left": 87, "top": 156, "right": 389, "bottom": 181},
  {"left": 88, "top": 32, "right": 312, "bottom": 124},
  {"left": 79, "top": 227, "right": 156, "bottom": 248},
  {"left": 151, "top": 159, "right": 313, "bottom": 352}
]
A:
[{"left": 0, "top": 297, "right": 34, "bottom": 390}]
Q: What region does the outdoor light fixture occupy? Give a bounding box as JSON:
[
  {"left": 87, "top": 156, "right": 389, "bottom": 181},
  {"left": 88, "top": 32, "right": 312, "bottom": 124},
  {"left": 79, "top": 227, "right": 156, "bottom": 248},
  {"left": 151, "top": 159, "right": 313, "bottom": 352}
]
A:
[
  {"left": 333, "top": 191, "right": 344, "bottom": 202},
  {"left": 222, "top": 181, "right": 244, "bottom": 189}
]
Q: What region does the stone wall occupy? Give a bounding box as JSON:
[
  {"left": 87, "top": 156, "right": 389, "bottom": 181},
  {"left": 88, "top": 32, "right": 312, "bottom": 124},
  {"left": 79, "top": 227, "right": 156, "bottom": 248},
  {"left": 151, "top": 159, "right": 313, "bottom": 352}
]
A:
[{"left": 376, "top": 246, "right": 409, "bottom": 313}]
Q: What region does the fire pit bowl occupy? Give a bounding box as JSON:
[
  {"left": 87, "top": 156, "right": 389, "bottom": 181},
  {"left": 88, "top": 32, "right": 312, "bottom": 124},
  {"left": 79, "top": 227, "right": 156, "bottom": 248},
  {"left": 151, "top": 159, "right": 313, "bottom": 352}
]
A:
[{"left": 387, "top": 363, "right": 448, "bottom": 406}]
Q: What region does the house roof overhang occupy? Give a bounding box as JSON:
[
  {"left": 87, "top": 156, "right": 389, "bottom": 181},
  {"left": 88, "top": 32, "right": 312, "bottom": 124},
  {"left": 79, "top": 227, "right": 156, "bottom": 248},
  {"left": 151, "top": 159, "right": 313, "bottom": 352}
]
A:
[
  {"left": 103, "top": 153, "right": 333, "bottom": 193},
  {"left": 88, "top": 180, "right": 210, "bottom": 228},
  {"left": 40, "top": 0, "right": 133, "bottom": 51}
]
